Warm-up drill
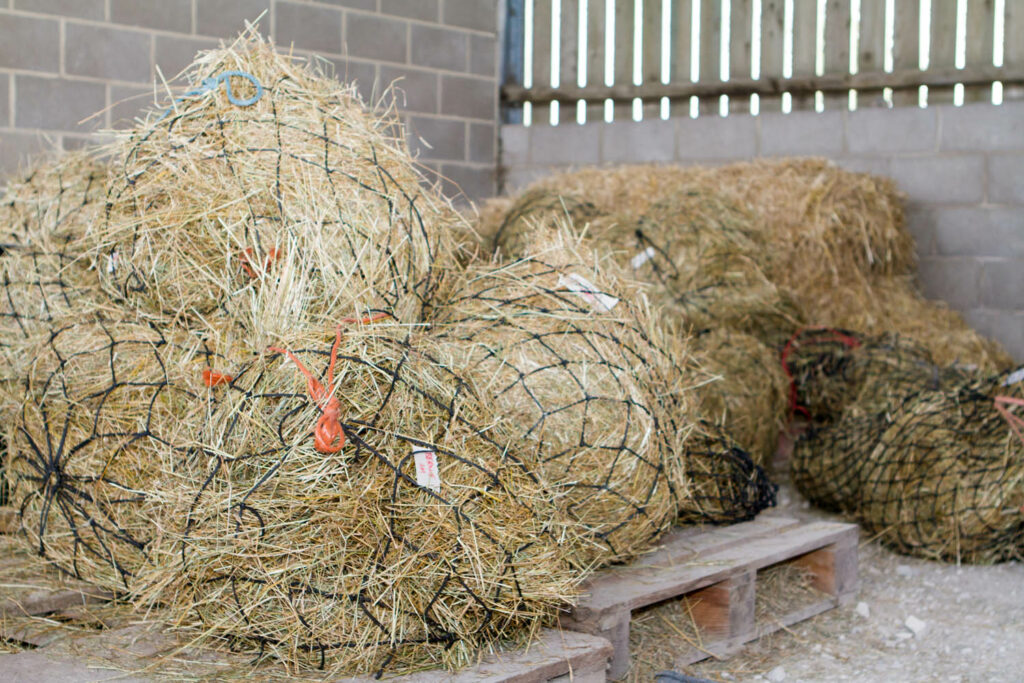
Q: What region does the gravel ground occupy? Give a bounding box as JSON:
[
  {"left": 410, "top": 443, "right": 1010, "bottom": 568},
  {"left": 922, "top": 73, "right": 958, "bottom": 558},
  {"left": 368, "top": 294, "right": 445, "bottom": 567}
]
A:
[{"left": 672, "top": 481, "right": 1024, "bottom": 683}]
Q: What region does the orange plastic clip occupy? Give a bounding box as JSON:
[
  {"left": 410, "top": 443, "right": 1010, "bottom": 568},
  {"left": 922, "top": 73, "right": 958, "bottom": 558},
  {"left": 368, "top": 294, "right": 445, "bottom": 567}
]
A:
[{"left": 202, "top": 367, "right": 233, "bottom": 387}]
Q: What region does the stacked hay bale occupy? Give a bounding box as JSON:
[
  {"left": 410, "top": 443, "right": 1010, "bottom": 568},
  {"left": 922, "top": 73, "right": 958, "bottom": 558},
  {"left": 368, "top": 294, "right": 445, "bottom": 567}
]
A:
[{"left": 482, "top": 161, "right": 1012, "bottom": 371}]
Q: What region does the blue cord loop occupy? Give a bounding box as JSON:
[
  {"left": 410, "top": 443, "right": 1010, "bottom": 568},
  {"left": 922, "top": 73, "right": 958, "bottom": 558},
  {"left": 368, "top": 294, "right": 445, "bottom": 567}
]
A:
[{"left": 155, "top": 70, "right": 263, "bottom": 122}]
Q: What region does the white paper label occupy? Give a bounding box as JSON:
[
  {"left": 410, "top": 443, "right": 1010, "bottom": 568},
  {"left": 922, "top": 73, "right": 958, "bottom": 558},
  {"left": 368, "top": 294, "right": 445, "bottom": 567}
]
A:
[
  {"left": 1004, "top": 367, "right": 1024, "bottom": 387},
  {"left": 414, "top": 449, "right": 441, "bottom": 493},
  {"left": 631, "top": 246, "right": 656, "bottom": 269},
  {"left": 557, "top": 273, "right": 619, "bottom": 313}
]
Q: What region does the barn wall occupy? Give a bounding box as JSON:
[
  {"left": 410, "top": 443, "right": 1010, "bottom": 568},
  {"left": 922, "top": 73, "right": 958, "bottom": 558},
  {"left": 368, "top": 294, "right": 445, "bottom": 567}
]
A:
[
  {"left": 500, "top": 101, "right": 1024, "bottom": 360},
  {"left": 0, "top": 0, "right": 501, "bottom": 201}
]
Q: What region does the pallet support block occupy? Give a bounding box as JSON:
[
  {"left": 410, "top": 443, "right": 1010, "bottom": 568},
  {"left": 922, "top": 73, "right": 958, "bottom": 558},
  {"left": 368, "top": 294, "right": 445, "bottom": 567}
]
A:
[{"left": 560, "top": 517, "right": 859, "bottom": 676}]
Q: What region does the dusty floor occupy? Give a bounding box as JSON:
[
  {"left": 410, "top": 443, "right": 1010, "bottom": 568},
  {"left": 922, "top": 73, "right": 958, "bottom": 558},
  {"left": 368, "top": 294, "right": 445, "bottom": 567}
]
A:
[{"left": 651, "top": 481, "right": 1024, "bottom": 683}]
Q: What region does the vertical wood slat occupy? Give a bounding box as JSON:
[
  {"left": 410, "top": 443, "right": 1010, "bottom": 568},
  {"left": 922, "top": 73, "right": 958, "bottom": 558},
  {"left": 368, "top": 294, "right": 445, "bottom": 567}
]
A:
[
  {"left": 964, "top": 0, "right": 995, "bottom": 103},
  {"left": 823, "top": 0, "right": 851, "bottom": 109},
  {"left": 929, "top": 0, "right": 959, "bottom": 104},
  {"left": 586, "top": 0, "right": 608, "bottom": 122},
  {"left": 760, "top": 0, "right": 786, "bottom": 113},
  {"left": 641, "top": 0, "right": 665, "bottom": 118},
  {"left": 532, "top": 0, "right": 554, "bottom": 125},
  {"left": 729, "top": 0, "right": 753, "bottom": 113},
  {"left": 669, "top": 0, "right": 693, "bottom": 116},
  {"left": 559, "top": 0, "right": 581, "bottom": 122},
  {"left": 698, "top": 0, "right": 722, "bottom": 115},
  {"left": 892, "top": 0, "right": 920, "bottom": 105},
  {"left": 614, "top": 0, "right": 636, "bottom": 120},
  {"left": 791, "top": 0, "right": 818, "bottom": 110},
  {"left": 1005, "top": 0, "right": 1024, "bottom": 100},
  {"left": 857, "top": 0, "right": 887, "bottom": 107}
]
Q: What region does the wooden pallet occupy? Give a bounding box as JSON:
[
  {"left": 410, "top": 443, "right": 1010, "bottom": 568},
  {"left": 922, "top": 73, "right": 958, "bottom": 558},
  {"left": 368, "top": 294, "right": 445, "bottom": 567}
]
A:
[{"left": 560, "top": 516, "right": 858, "bottom": 679}]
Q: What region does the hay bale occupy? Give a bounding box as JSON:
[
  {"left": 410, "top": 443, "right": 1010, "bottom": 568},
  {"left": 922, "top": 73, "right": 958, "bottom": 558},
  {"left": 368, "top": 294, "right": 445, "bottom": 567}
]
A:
[
  {"left": 143, "top": 323, "right": 578, "bottom": 675},
  {"left": 693, "top": 328, "right": 789, "bottom": 465},
  {"left": 0, "top": 153, "right": 108, "bottom": 381},
  {"left": 856, "top": 372, "right": 1024, "bottom": 563},
  {"left": 676, "top": 422, "right": 777, "bottom": 525},
  {"left": 84, "top": 36, "right": 459, "bottom": 329},
  {"left": 788, "top": 332, "right": 973, "bottom": 512},
  {"left": 2, "top": 314, "right": 195, "bottom": 592},
  {"left": 800, "top": 276, "right": 1014, "bottom": 372},
  {"left": 431, "top": 227, "right": 697, "bottom": 566},
  {"left": 487, "top": 189, "right": 602, "bottom": 259}
]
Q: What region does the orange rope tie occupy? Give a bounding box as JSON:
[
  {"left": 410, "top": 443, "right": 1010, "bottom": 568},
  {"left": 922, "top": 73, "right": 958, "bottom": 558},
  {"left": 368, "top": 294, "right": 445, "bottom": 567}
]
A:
[
  {"left": 239, "top": 246, "right": 281, "bottom": 278},
  {"left": 994, "top": 396, "right": 1024, "bottom": 515},
  {"left": 202, "top": 367, "right": 234, "bottom": 387},
  {"left": 339, "top": 311, "right": 391, "bottom": 325},
  {"left": 268, "top": 325, "right": 346, "bottom": 454}
]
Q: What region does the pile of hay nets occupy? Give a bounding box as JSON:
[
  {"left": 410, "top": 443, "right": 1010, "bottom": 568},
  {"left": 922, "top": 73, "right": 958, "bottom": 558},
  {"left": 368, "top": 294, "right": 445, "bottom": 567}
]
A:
[
  {"left": 786, "top": 331, "right": 1024, "bottom": 562},
  {"left": 0, "top": 34, "right": 777, "bottom": 677}
]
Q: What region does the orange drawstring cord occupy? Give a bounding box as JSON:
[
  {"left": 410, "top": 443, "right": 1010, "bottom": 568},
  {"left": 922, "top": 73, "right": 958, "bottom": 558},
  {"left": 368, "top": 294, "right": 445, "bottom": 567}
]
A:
[
  {"left": 339, "top": 311, "right": 390, "bottom": 325},
  {"left": 268, "top": 325, "right": 346, "bottom": 454},
  {"left": 994, "top": 395, "right": 1024, "bottom": 514},
  {"left": 239, "top": 246, "right": 281, "bottom": 278},
  {"left": 995, "top": 395, "right": 1024, "bottom": 451},
  {"left": 202, "top": 367, "right": 233, "bottom": 387}
]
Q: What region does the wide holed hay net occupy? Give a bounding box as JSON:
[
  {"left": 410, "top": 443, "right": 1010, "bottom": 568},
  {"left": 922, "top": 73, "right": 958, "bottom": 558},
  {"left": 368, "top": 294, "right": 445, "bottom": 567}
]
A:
[
  {"left": 0, "top": 155, "right": 109, "bottom": 382},
  {"left": 86, "top": 37, "right": 458, "bottom": 329},
  {"left": 430, "top": 227, "right": 700, "bottom": 566},
  {"left": 145, "top": 324, "right": 578, "bottom": 675},
  {"left": 4, "top": 315, "right": 196, "bottom": 591}
]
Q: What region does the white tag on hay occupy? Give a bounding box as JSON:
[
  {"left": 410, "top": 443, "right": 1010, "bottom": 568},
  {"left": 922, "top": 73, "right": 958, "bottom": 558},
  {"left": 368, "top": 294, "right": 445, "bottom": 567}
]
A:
[
  {"left": 557, "top": 273, "right": 619, "bottom": 313},
  {"left": 413, "top": 449, "right": 441, "bottom": 493},
  {"left": 631, "top": 246, "right": 656, "bottom": 269},
  {"left": 1003, "top": 367, "right": 1024, "bottom": 387}
]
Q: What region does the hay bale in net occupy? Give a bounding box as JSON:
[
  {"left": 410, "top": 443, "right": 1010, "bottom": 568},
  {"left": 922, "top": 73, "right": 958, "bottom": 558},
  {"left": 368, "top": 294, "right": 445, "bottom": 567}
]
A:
[
  {"left": 85, "top": 35, "right": 458, "bottom": 329},
  {"left": 486, "top": 189, "right": 603, "bottom": 259},
  {"left": 856, "top": 371, "right": 1024, "bottom": 563},
  {"left": 693, "top": 328, "right": 789, "bottom": 465},
  {"left": 2, "top": 314, "right": 197, "bottom": 592},
  {"left": 144, "top": 323, "right": 577, "bottom": 675},
  {"left": 431, "top": 228, "right": 697, "bottom": 566},
  {"left": 0, "top": 153, "right": 109, "bottom": 381},
  {"left": 676, "top": 422, "right": 777, "bottom": 525},
  {"left": 788, "top": 332, "right": 975, "bottom": 513}
]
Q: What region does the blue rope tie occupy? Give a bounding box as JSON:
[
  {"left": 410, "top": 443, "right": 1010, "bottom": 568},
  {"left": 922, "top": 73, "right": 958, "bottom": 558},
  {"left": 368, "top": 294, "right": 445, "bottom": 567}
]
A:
[{"left": 155, "top": 70, "right": 263, "bottom": 122}]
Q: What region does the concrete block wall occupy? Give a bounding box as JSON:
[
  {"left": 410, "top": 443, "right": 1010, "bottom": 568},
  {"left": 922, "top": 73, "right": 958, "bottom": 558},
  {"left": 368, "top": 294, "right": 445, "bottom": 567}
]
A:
[
  {"left": 500, "top": 101, "right": 1024, "bottom": 360},
  {"left": 0, "top": 0, "right": 500, "bottom": 201}
]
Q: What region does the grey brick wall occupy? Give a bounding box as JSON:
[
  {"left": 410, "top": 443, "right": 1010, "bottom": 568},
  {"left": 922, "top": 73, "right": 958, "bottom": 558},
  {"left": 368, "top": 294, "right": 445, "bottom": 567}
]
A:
[
  {"left": 499, "top": 101, "right": 1024, "bottom": 361},
  {"left": 0, "top": 0, "right": 499, "bottom": 201}
]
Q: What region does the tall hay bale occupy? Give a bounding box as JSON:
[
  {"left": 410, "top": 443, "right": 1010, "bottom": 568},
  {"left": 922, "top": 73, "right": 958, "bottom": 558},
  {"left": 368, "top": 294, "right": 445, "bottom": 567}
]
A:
[
  {"left": 693, "top": 328, "right": 789, "bottom": 465},
  {"left": 856, "top": 372, "right": 1024, "bottom": 563},
  {"left": 145, "top": 324, "right": 578, "bottom": 675},
  {"left": 431, "top": 228, "right": 696, "bottom": 566},
  {"left": 86, "top": 36, "right": 458, "bottom": 328},
  {"left": 2, "top": 314, "right": 196, "bottom": 591}
]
